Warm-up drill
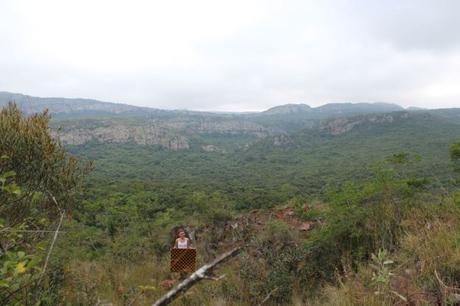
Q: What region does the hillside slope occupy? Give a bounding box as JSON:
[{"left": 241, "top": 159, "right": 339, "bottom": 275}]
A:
[{"left": 66, "top": 111, "right": 460, "bottom": 209}]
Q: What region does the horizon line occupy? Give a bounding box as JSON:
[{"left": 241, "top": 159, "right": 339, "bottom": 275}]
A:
[{"left": 0, "top": 90, "right": 442, "bottom": 113}]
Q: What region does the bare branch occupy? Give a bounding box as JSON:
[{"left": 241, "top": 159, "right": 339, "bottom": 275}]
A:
[
  {"left": 434, "top": 269, "right": 460, "bottom": 304},
  {"left": 47, "top": 191, "right": 62, "bottom": 212},
  {"left": 152, "top": 246, "right": 242, "bottom": 306},
  {"left": 37, "top": 210, "right": 65, "bottom": 287},
  {"left": 435, "top": 269, "right": 460, "bottom": 293},
  {"left": 257, "top": 287, "right": 278, "bottom": 306},
  {"left": 202, "top": 274, "right": 226, "bottom": 281}
]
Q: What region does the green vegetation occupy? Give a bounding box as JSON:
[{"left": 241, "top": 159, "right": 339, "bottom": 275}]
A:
[
  {"left": 2, "top": 101, "right": 460, "bottom": 305},
  {"left": 0, "top": 103, "right": 89, "bottom": 304}
]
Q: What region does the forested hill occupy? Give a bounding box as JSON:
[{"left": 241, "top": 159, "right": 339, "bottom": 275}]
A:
[
  {"left": 3, "top": 93, "right": 460, "bottom": 191},
  {"left": 3, "top": 92, "right": 460, "bottom": 209},
  {"left": 67, "top": 110, "right": 460, "bottom": 207}
]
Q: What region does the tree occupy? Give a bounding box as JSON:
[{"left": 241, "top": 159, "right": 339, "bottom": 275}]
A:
[
  {"left": 0, "top": 102, "right": 91, "bottom": 303},
  {"left": 450, "top": 141, "right": 460, "bottom": 172}
]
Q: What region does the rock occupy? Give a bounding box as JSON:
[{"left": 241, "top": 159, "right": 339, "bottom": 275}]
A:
[
  {"left": 320, "top": 112, "right": 410, "bottom": 135},
  {"left": 201, "top": 145, "right": 226, "bottom": 153},
  {"left": 299, "top": 222, "right": 312, "bottom": 231},
  {"left": 51, "top": 116, "right": 277, "bottom": 151},
  {"left": 52, "top": 124, "right": 190, "bottom": 151},
  {"left": 272, "top": 134, "right": 292, "bottom": 147}
]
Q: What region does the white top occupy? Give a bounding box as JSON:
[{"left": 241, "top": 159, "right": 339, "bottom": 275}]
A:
[{"left": 177, "top": 238, "right": 188, "bottom": 249}]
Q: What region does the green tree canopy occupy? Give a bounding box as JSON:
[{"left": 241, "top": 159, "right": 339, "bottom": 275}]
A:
[
  {"left": 0, "top": 102, "right": 91, "bottom": 226},
  {"left": 0, "top": 102, "right": 90, "bottom": 303}
]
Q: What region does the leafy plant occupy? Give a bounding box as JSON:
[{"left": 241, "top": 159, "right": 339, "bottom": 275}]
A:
[{"left": 370, "top": 249, "right": 395, "bottom": 296}]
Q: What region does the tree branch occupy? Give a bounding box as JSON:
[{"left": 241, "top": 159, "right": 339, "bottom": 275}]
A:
[
  {"left": 37, "top": 210, "right": 65, "bottom": 287},
  {"left": 435, "top": 269, "right": 460, "bottom": 293},
  {"left": 257, "top": 287, "right": 278, "bottom": 306},
  {"left": 152, "top": 246, "right": 243, "bottom": 306},
  {"left": 434, "top": 269, "right": 460, "bottom": 304}
]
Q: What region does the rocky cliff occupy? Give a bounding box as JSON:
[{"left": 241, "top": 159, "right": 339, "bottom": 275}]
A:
[
  {"left": 320, "top": 112, "right": 410, "bottom": 135},
  {"left": 52, "top": 124, "right": 190, "bottom": 150},
  {"left": 51, "top": 117, "right": 276, "bottom": 151}
]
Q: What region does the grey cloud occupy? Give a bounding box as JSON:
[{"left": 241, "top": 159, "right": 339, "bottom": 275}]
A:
[
  {"left": 0, "top": 0, "right": 460, "bottom": 111},
  {"left": 354, "top": 0, "right": 460, "bottom": 52}
]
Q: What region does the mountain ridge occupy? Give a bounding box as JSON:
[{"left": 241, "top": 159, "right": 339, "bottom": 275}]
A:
[
  {"left": 0, "top": 91, "right": 415, "bottom": 115},
  {"left": 3, "top": 91, "right": 459, "bottom": 152}
]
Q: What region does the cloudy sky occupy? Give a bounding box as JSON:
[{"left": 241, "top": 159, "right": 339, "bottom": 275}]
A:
[{"left": 1, "top": 0, "right": 460, "bottom": 111}]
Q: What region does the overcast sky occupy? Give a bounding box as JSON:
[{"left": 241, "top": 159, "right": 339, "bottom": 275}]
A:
[{"left": 1, "top": 0, "right": 460, "bottom": 111}]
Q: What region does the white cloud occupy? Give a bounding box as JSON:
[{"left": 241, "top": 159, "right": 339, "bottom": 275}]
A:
[{"left": 1, "top": 0, "right": 459, "bottom": 111}]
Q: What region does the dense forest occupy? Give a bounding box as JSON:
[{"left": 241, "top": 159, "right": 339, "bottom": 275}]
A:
[{"left": 2, "top": 100, "right": 460, "bottom": 305}]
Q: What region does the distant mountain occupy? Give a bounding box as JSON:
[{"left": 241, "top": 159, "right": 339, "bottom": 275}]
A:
[
  {"left": 314, "top": 102, "right": 403, "bottom": 116},
  {"left": 0, "top": 91, "right": 151, "bottom": 116},
  {"left": 407, "top": 106, "right": 426, "bottom": 111},
  {"left": 1, "top": 92, "right": 402, "bottom": 117},
  {"left": 250, "top": 102, "right": 405, "bottom": 131},
  {"left": 259, "top": 102, "right": 403, "bottom": 117},
  {"left": 3, "top": 91, "right": 460, "bottom": 152},
  {"left": 262, "top": 104, "right": 311, "bottom": 115}
]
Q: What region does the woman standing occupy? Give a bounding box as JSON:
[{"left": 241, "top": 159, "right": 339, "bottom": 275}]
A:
[
  {"left": 172, "top": 229, "right": 194, "bottom": 280},
  {"left": 174, "top": 229, "right": 192, "bottom": 249}
]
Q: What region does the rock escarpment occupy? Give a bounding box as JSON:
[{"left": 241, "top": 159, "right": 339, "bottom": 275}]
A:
[
  {"left": 320, "top": 112, "right": 410, "bottom": 135},
  {"left": 52, "top": 124, "right": 190, "bottom": 150},
  {"left": 52, "top": 118, "right": 276, "bottom": 151}
]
